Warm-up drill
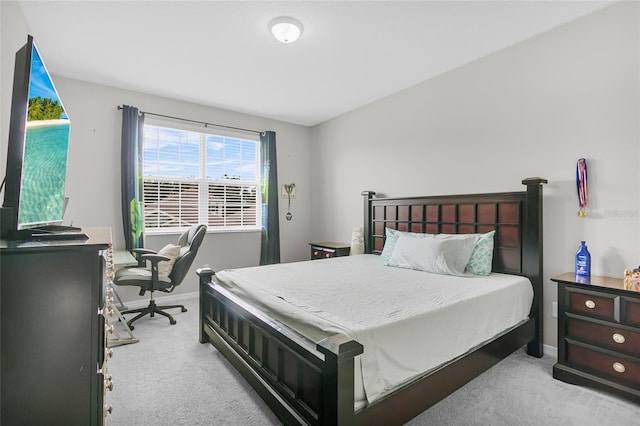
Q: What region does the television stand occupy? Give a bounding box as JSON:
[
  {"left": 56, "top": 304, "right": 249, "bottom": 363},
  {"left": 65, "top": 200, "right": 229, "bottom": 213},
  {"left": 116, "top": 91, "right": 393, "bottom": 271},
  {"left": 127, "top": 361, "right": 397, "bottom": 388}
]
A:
[
  {"left": 30, "top": 224, "right": 83, "bottom": 233},
  {"left": 30, "top": 231, "right": 89, "bottom": 241},
  {"left": 1, "top": 228, "right": 89, "bottom": 241}
]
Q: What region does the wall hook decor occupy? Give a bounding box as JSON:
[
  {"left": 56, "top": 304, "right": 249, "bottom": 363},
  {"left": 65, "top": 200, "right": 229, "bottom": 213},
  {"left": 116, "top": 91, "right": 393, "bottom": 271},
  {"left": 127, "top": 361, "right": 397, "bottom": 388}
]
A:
[{"left": 283, "top": 183, "right": 295, "bottom": 221}]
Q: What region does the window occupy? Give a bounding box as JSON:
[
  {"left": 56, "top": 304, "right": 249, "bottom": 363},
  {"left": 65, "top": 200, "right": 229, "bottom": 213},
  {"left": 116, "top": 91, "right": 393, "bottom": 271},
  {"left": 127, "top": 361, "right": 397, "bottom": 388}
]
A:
[{"left": 142, "top": 123, "right": 260, "bottom": 232}]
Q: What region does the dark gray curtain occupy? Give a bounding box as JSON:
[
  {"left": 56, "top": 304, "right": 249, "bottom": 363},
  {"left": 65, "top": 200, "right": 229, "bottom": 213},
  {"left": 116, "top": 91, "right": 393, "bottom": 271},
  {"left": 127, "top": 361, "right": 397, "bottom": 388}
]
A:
[
  {"left": 121, "top": 105, "right": 145, "bottom": 251},
  {"left": 260, "top": 131, "right": 281, "bottom": 265}
]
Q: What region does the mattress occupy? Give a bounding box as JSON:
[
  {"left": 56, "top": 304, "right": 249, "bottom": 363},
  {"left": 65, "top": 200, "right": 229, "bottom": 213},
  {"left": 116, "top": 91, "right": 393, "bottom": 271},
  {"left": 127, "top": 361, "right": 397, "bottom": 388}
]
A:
[{"left": 214, "top": 254, "right": 533, "bottom": 406}]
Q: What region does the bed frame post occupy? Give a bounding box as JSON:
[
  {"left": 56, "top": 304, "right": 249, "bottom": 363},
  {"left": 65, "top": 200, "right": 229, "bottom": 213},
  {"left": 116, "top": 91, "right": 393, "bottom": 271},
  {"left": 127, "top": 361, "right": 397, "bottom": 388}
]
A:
[
  {"left": 317, "top": 335, "right": 363, "bottom": 426},
  {"left": 361, "top": 191, "right": 376, "bottom": 254},
  {"left": 521, "top": 177, "right": 547, "bottom": 358},
  {"left": 197, "top": 267, "right": 216, "bottom": 344}
]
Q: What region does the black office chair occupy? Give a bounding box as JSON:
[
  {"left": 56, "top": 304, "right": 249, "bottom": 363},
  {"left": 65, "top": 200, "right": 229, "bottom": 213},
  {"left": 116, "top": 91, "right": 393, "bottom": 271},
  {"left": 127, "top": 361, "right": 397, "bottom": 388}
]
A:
[{"left": 114, "top": 224, "right": 207, "bottom": 329}]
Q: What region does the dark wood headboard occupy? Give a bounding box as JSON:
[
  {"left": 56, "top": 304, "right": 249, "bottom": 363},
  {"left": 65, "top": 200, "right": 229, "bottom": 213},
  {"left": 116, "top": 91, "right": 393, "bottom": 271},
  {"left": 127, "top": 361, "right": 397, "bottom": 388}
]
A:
[{"left": 362, "top": 177, "right": 546, "bottom": 276}]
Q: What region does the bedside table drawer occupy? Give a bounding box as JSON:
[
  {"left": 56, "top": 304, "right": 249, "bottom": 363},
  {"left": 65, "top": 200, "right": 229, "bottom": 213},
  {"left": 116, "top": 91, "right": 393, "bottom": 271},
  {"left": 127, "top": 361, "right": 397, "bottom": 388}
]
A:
[
  {"left": 309, "top": 242, "right": 350, "bottom": 260},
  {"left": 623, "top": 298, "right": 640, "bottom": 327},
  {"left": 568, "top": 288, "right": 616, "bottom": 321},
  {"left": 567, "top": 343, "right": 640, "bottom": 386},
  {"left": 567, "top": 318, "right": 640, "bottom": 356},
  {"left": 311, "top": 246, "right": 336, "bottom": 259}
]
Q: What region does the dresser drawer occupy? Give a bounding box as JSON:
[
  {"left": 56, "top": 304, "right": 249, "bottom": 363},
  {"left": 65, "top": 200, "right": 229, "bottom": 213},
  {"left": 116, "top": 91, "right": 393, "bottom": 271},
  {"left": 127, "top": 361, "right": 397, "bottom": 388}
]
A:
[
  {"left": 567, "top": 318, "right": 640, "bottom": 356},
  {"left": 567, "top": 343, "right": 640, "bottom": 386},
  {"left": 567, "top": 288, "right": 616, "bottom": 321}
]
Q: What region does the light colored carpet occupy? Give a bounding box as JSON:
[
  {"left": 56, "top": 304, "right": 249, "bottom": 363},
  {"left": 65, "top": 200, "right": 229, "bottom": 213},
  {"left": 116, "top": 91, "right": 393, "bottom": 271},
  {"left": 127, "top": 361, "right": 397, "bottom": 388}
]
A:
[{"left": 107, "top": 296, "right": 640, "bottom": 425}]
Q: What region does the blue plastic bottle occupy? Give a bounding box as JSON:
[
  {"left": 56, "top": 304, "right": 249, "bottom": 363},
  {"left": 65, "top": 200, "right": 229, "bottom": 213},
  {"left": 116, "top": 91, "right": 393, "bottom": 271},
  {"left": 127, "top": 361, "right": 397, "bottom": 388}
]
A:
[{"left": 575, "top": 241, "right": 591, "bottom": 280}]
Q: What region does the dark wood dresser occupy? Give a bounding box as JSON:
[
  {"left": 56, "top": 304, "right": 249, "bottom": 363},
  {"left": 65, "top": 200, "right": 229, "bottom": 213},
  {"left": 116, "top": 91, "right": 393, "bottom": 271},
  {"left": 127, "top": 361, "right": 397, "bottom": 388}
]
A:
[
  {"left": 552, "top": 272, "right": 640, "bottom": 402},
  {"left": 309, "top": 241, "right": 350, "bottom": 260},
  {"left": 0, "top": 228, "right": 112, "bottom": 425}
]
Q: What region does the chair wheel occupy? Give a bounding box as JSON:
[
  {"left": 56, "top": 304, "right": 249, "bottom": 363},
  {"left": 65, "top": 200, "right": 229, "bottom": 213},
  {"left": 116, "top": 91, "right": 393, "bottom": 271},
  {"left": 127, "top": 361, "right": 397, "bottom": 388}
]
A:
[
  {"left": 181, "top": 307, "right": 188, "bottom": 312},
  {"left": 129, "top": 325, "right": 135, "bottom": 331},
  {"left": 170, "top": 319, "right": 176, "bottom": 325}
]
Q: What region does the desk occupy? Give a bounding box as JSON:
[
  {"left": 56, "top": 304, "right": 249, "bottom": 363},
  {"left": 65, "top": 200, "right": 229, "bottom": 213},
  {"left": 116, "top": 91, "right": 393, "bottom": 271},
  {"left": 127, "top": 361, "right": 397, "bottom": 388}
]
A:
[
  {"left": 109, "top": 249, "right": 137, "bottom": 310},
  {"left": 106, "top": 248, "right": 139, "bottom": 347},
  {"left": 113, "top": 249, "right": 137, "bottom": 268}
]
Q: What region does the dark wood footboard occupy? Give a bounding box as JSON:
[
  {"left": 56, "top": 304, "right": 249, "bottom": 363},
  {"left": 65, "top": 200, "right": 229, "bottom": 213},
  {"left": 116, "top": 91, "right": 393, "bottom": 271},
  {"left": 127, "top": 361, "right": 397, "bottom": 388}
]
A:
[
  {"left": 199, "top": 268, "right": 536, "bottom": 426},
  {"left": 198, "top": 267, "right": 363, "bottom": 425},
  {"left": 198, "top": 177, "right": 547, "bottom": 425}
]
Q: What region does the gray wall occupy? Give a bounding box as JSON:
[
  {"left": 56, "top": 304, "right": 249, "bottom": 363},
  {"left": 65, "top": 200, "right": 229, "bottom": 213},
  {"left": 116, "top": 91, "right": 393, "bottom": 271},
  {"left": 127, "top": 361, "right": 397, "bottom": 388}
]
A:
[{"left": 309, "top": 2, "right": 640, "bottom": 350}]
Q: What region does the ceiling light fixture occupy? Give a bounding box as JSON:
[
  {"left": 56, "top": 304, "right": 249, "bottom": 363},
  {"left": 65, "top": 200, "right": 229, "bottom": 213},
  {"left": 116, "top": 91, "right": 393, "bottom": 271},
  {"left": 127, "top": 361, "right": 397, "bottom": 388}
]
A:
[{"left": 269, "top": 17, "right": 303, "bottom": 44}]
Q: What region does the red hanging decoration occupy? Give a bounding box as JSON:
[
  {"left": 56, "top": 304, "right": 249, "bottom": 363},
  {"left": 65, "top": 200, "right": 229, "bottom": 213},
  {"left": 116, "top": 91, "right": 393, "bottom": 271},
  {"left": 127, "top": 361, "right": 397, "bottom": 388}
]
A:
[{"left": 576, "top": 158, "right": 588, "bottom": 217}]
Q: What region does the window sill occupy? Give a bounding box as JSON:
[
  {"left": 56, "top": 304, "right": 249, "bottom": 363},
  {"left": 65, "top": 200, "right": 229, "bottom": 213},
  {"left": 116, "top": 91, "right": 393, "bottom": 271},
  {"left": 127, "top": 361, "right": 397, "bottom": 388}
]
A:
[{"left": 145, "top": 227, "right": 261, "bottom": 237}]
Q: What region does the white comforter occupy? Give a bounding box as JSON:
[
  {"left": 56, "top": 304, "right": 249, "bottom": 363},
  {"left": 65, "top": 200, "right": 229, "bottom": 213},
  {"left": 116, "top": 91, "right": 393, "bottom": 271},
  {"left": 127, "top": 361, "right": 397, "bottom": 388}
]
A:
[{"left": 215, "top": 254, "right": 533, "bottom": 404}]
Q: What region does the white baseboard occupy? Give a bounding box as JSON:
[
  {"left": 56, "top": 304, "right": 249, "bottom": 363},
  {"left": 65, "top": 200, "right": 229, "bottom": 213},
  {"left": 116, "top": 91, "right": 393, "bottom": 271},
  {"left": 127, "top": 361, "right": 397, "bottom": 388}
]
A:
[
  {"left": 543, "top": 344, "right": 558, "bottom": 360},
  {"left": 118, "top": 291, "right": 199, "bottom": 310}
]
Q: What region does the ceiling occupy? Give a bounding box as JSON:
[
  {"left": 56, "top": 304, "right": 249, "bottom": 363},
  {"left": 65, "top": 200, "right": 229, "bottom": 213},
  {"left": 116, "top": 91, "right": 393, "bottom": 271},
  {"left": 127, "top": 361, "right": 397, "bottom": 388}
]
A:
[{"left": 18, "top": 1, "right": 613, "bottom": 127}]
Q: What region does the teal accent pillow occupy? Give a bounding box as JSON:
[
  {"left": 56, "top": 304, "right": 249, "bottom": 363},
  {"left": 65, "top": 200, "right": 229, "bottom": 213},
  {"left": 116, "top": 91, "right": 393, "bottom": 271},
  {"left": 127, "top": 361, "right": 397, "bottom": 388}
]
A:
[
  {"left": 465, "top": 231, "right": 495, "bottom": 276},
  {"left": 379, "top": 228, "right": 400, "bottom": 263}
]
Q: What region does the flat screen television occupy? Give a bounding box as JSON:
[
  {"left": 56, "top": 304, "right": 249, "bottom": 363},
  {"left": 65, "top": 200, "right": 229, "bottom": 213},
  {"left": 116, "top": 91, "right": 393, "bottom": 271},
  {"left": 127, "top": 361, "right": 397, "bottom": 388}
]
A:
[{"left": 0, "top": 35, "right": 79, "bottom": 240}]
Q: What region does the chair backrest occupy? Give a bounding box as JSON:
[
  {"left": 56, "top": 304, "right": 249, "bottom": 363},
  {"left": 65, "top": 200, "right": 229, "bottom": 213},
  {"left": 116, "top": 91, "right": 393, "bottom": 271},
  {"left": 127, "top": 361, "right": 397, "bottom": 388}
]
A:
[{"left": 169, "top": 224, "right": 207, "bottom": 287}]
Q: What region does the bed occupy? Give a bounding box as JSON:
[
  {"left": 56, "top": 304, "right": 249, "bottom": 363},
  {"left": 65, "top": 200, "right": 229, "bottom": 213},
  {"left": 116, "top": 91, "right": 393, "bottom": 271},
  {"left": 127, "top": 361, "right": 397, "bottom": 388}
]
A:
[{"left": 198, "top": 177, "right": 546, "bottom": 425}]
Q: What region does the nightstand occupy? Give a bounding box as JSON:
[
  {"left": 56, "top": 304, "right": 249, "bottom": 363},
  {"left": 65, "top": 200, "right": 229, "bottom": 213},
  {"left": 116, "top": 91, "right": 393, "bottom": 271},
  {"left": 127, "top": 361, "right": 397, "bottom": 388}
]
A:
[
  {"left": 309, "top": 242, "right": 350, "bottom": 260},
  {"left": 551, "top": 272, "right": 640, "bottom": 402}
]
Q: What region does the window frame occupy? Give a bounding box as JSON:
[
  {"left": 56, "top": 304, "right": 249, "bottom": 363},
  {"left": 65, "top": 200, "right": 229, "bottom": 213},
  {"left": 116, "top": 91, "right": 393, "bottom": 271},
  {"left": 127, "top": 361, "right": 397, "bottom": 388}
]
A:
[{"left": 141, "top": 118, "right": 262, "bottom": 234}]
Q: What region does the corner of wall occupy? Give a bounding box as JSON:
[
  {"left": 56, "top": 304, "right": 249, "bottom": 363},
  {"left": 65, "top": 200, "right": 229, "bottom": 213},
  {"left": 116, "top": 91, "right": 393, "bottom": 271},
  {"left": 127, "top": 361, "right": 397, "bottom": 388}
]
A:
[{"left": 1, "top": 1, "right": 31, "bottom": 178}]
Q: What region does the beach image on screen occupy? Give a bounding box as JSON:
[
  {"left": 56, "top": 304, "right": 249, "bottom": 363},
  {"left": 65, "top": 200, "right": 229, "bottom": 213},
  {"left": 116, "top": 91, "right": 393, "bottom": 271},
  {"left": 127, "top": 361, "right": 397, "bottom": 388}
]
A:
[{"left": 17, "top": 43, "right": 70, "bottom": 228}]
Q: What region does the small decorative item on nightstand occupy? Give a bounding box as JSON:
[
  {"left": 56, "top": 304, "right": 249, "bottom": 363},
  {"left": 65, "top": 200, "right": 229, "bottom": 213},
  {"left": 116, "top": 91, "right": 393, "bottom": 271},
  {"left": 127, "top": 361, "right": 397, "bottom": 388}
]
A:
[
  {"left": 633, "top": 267, "right": 640, "bottom": 292},
  {"left": 309, "top": 242, "right": 350, "bottom": 260},
  {"left": 624, "top": 269, "right": 634, "bottom": 291},
  {"left": 575, "top": 241, "right": 591, "bottom": 283}
]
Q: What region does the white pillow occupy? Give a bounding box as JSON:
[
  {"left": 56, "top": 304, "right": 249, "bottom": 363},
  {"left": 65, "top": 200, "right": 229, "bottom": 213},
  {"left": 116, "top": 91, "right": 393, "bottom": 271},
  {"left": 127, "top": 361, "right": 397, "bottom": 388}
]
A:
[
  {"left": 386, "top": 233, "right": 478, "bottom": 276},
  {"left": 156, "top": 243, "right": 181, "bottom": 276}
]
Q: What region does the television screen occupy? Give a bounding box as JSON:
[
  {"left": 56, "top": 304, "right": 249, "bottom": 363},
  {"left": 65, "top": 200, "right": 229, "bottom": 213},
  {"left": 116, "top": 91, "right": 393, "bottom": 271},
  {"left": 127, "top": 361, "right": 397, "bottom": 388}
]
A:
[
  {"left": 17, "top": 40, "right": 70, "bottom": 229},
  {"left": 1, "top": 35, "right": 71, "bottom": 238}
]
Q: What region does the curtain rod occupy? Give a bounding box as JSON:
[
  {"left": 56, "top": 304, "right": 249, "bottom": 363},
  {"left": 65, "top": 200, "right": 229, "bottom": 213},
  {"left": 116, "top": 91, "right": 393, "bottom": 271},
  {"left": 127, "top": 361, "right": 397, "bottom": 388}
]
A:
[{"left": 117, "top": 105, "right": 264, "bottom": 135}]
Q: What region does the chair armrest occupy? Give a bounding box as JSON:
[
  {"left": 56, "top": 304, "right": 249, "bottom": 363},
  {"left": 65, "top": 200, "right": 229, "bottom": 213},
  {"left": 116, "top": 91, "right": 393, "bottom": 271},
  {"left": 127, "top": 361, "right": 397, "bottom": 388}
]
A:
[
  {"left": 132, "top": 248, "right": 157, "bottom": 266},
  {"left": 140, "top": 253, "right": 171, "bottom": 265},
  {"left": 140, "top": 253, "right": 172, "bottom": 284}
]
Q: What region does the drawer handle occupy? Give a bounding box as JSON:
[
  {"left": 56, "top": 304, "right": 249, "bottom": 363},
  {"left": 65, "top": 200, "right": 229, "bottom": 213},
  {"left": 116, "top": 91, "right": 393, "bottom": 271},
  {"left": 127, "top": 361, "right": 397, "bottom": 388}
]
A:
[
  {"left": 585, "top": 300, "right": 596, "bottom": 309},
  {"left": 612, "top": 333, "right": 626, "bottom": 344},
  {"left": 612, "top": 362, "right": 626, "bottom": 373}
]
